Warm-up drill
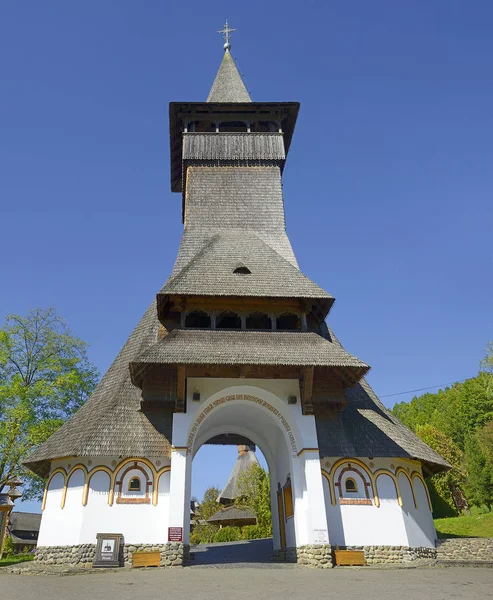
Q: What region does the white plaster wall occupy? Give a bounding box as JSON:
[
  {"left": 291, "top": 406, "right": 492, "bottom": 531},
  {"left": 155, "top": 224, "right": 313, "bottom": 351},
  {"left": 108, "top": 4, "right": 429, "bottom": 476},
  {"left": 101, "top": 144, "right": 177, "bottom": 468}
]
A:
[
  {"left": 323, "top": 458, "right": 436, "bottom": 548},
  {"left": 37, "top": 472, "right": 64, "bottom": 547},
  {"left": 39, "top": 457, "right": 172, "bottom": 547},
  {"left": 273, "top": 431, "right": 296, "bottom": 548},
  {"left": 413, "top": 477, "right": 436, "bottom": 544},
  {"left": 399, "top": 473, "right": 436, "bottom": 548}
]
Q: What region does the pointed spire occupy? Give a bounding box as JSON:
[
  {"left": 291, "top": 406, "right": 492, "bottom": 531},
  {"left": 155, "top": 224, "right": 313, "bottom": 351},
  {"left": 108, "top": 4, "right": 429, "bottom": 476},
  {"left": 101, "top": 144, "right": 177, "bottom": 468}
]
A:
[{"left": 207, "top": 21, "right": 251, "bottom": 103}]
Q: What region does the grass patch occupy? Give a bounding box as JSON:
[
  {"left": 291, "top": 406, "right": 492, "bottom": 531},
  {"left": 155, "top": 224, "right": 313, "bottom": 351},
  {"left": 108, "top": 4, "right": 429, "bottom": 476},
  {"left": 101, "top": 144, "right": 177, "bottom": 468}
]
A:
[
  {"left": 0, "top": 554, "right": 34, "bottom": 567},
  {"left": 434, "top": 509, "right": 493, "bottom": 538}
]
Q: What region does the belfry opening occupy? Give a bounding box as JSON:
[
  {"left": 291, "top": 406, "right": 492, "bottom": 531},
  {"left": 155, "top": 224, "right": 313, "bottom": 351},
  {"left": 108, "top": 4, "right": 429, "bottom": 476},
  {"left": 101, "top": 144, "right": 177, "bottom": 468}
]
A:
[{"left": 26, "top": 26, "right": 449, "bottom": 569}]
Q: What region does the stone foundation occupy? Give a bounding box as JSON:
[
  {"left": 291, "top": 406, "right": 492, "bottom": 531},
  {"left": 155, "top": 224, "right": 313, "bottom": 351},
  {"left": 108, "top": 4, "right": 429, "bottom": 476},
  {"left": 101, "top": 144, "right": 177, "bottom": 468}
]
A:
[
  {"left": 273, "top": 545, "right": 437, "bottom": 567},
  {"left": 35, "top": 545, "right": 96, "bottom": 567},
  {"left": 35, "top": 542, "right": 189, "bottom": 568},
  {"left": 362, "top": 545, "right": 436, "bottom": 564},
  {"left": 436, "top": 538, "right": 493, "bottom": 563},
  {"left": 273, "top": 545, "right": 333, "bottom": 568},
  {"left": 123, "top": 543, "right": 189, "bottom": 567}
]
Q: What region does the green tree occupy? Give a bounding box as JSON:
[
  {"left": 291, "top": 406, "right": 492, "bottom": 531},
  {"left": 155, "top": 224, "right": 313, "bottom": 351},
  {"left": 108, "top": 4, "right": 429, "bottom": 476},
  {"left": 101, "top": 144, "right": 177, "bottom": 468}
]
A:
[
  {"left": 393, "top": 374, "right": 493, "bottom": 450},
  {"left": 415, "top": 424, "right": 467, "bottom": 517},
  {"left": 196, "top": 486, "right": 221, "bottom": 520},
  {"left": 477, "top": 421, "right": 493, "bottom": 462},
  {"left": 0, "top": 308, "right": 99, "bottom": 498},
  {"left": 235, "top": 464, "right": 272, "bottom": 537},
  {"left": 464, "top": 434, "right": 493, "bottom": 511}
]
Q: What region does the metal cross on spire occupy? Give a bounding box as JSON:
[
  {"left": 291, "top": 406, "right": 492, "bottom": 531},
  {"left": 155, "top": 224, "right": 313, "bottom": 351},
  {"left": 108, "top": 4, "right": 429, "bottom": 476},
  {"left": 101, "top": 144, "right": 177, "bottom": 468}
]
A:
[{"left": 217, "top": 20, "right": 236, "bottom": 51}]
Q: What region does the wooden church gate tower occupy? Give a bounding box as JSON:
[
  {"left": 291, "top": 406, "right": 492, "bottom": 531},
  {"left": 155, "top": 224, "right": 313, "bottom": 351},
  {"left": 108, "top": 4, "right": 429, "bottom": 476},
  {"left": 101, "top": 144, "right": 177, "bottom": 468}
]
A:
[{"left": 27, "top": 25, "right": 448, "bottom": 569}]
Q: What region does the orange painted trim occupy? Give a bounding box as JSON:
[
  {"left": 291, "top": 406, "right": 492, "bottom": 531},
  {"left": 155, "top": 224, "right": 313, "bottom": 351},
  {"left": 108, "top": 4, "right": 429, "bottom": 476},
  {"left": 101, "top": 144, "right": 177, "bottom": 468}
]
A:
[
  {"left": 296, "top": 447, "right": 319, "bottom": 457},
  {"left": 411, "top": 471, "right": 432, "bottom": 511},
  {"left": 42, "top": 468, "right": 67, "bottom": 511},
  {"left": 395, "top": 467, "right": 417, "bottom": 509}
]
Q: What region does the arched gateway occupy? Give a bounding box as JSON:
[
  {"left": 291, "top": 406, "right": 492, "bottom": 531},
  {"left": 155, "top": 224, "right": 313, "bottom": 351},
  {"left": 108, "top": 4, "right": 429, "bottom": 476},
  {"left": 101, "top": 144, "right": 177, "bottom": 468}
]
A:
[{"left": 26, "top": 29, "right": 449, "bottom": 568}]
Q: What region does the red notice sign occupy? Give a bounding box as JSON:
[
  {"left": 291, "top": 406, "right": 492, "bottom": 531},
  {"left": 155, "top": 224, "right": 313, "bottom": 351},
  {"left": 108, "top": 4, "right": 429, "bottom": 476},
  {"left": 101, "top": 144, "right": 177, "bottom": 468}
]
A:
[{"left": 168, "top": 527, "right": 183, "bottom": 542}]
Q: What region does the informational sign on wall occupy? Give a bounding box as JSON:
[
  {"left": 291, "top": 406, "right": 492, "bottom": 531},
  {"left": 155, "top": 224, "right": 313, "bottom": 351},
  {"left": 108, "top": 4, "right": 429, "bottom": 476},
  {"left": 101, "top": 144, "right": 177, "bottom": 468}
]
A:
[
  {"left": 313, "top": 529, "right": 329, "bottom": 544},
  {"left": 93, "top": 533, "right": 124, "bottom": 568},
  {"left": 168, "top": 527, "right": 183, "bottom": 542}
]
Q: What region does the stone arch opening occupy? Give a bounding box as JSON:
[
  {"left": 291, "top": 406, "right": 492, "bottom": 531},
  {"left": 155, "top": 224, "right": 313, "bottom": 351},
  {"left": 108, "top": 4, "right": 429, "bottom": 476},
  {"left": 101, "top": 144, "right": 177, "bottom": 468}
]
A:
[{"left": 185, "top": 388, "right": 302, "bottom": 564}]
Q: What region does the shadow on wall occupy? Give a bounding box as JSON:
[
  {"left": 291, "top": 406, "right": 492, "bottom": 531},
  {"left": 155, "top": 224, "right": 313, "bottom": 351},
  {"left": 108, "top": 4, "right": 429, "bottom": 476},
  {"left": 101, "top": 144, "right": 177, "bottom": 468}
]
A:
[{"left": 191, "top": 538, "right": 274, "bottom": 565}]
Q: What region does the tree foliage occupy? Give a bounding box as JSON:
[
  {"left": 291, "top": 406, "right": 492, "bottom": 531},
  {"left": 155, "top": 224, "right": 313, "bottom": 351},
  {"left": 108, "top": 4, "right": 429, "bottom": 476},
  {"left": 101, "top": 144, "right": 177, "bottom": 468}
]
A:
[
  {"left": 478, "top": 421, "right": 493, "bottom": 463},
  {"left": 464, "top": 435, "right": 493, "bottom": 511},
  {"left": 196, "top": 486, "right": 221, "bottom": 521},
  {"left": 393, "top": 374, "right": 493, "bottom": 450},
  {"left": 0, "top": 308, "right": 99, "bottom": 498},
  {"left": 415, "top": 424, "right": 466, "bottom": 517},
  {"left": 392, "top": 342, "right": 493, "bottom": 513},
  {"left": 235, "top": 464, "right": 272, "bottom": 537}
]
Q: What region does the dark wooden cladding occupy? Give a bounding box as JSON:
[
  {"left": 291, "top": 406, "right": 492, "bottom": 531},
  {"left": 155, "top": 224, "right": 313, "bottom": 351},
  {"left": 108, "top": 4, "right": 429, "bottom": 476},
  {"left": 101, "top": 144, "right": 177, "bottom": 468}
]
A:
[
  {"left": 312, "top": 368, "right": 347, "bottom": 404},
  {"left": 138, "top": 363, "right": 350, "bottom": 413},
  {"left": 183, "top": 133, "right": 285, "bottom": 162},
  {"left": 301, "top": 366, "right": 314, "bottom": 415},
  {"left": 141, "top": 366, "right": 177, "bottom": 403}
]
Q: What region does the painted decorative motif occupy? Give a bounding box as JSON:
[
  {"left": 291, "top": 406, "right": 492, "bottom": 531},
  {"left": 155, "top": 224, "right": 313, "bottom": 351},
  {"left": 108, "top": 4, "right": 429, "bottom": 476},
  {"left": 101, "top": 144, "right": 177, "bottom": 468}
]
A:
[
  {"left": 335, "top": 463, "right": 372, "bottom": 506},
  {"left": 187, "top": 393, "right": 298, "bottom": 454},
  {"left": 115, "top": 462, "right": 152, "bottom": 504},
  {"left": 42, "top": 458, "right": 170, "bottom": 510},
  {"left": 321, "top": 457, "right": 432, "bottom": 511}
]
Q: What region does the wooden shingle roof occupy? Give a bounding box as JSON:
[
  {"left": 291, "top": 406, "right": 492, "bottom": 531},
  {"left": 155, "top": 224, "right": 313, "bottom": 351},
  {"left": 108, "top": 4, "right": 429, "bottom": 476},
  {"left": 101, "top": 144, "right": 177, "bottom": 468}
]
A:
[{"left": 207, "top": 49, "right": 251, "bottom": 103}]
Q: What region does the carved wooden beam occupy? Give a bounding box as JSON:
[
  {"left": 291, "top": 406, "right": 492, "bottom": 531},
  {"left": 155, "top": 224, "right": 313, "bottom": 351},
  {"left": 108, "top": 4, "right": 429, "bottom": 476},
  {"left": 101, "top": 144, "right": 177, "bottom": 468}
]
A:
[
  {"left": 301, "top": 366, "right": 314, "bottom": 415},
  {"left": 175, "top": 365, "right": 186, "bottom": 413},
  {"left": 333, "top": 366, "right": 352, "bottom": 388}
]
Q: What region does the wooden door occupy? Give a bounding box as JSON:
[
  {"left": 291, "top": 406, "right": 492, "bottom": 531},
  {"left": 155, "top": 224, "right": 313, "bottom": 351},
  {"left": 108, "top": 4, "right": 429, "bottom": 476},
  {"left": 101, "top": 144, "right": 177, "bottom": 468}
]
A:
[{"left": 277, "top": 489, "right": 286, "bottom": 548}]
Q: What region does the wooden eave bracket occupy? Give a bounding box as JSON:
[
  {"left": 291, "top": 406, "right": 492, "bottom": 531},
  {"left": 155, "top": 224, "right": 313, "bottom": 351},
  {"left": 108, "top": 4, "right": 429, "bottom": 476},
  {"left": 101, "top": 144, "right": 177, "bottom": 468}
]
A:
[
  {"left": 301, "top": 366, "right": 314, "bottom": 415},
  {"left": 175, "top": 365, "right": 186, "bottom": 413}
]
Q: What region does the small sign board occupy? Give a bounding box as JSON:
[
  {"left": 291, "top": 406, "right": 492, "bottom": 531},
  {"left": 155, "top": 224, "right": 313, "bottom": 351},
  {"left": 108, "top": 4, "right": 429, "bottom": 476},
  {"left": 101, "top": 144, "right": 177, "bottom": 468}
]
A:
[
  {"left": 168, "top": 526, "right": 183, "bottom": 542},
  {"left": 93, "top": 533, "right": 123, "bottom": 568},
  {"left": 313, "top": 529, "right": 329, "bottom": 544}
]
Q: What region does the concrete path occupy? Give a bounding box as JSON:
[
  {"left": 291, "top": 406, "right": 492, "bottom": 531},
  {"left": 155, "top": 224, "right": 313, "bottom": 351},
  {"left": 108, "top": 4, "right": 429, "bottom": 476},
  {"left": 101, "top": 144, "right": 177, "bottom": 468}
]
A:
[
  {"left": 1, "top": 565, "right": 493, "bottom": 600},
  {"left": 190, "top": 538, "right": 280, "bottom": 567}
]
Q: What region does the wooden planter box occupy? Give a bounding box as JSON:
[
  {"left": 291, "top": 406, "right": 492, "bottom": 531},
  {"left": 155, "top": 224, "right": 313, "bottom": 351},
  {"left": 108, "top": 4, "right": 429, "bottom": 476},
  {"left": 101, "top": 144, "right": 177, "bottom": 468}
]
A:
[
  {"left": 333, "top": 550, "right": 366, "bottom": 566},
  {"left": 132, "top": 551, "right": 161, "bottom": 568}
]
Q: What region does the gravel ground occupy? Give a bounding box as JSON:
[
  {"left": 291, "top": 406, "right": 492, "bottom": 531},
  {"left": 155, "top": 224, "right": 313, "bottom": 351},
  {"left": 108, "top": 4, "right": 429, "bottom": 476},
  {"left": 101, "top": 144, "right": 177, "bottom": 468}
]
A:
[{"left": 1, "top": 565, "right": 493, "bottom": 600}]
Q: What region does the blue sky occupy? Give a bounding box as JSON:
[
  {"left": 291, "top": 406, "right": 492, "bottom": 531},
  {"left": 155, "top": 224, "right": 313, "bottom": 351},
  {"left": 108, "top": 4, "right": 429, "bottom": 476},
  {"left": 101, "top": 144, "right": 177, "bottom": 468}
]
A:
[{"left": 1, "top": 2, "right": 492, "bottom": 512}]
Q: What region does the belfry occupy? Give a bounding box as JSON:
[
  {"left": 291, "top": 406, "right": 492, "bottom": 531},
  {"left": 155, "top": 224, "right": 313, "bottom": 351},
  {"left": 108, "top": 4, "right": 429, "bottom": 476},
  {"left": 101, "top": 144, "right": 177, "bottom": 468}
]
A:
[{"left": 26, "top": 26, "right": 449, "bottom": 567}]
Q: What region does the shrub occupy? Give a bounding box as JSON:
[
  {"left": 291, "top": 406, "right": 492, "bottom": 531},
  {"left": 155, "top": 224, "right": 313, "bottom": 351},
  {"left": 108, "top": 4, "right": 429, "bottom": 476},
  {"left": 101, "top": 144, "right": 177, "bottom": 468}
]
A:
[
  {"left": 2, "top": 535, "right": 15, "bottom": 557},
  {"left": 213, "top": 526, "right": 242, "bottom": 543},
  {"left": 190, "top": 523, "right": 218, "bottom": 545},
  {"left": 240, "top": 525, "right": 264, "bottom": 540}
]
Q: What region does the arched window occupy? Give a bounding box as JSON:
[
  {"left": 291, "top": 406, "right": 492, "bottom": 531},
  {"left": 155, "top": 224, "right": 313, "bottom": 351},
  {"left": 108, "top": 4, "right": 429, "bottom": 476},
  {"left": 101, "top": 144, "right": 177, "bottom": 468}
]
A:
[
  {"left": 276, "top": 313, "right": 301, "bottom": 331},
  {"left": 246, "top": 312, "right": 271, "bottom": 330},
  {"left": 219, "top": 121, "right": 248, "bottom": 133},
  {"left": 128, "top": 477, "right": 141, "bottom": 492},
  {"left": 185, "top": 310, "right": 211, "bottom": 329},
  {"left": 256, "top": 121, "right": 277, "bottom": 132},
  {"left": 216, "top": 311, "right": 241, "bottom": 329},
  {"left": 194, "top": 120, "right": 215, "bottom": 133},
  {"left": 345, "top": 478, "right": 358, "bottom": 493}
]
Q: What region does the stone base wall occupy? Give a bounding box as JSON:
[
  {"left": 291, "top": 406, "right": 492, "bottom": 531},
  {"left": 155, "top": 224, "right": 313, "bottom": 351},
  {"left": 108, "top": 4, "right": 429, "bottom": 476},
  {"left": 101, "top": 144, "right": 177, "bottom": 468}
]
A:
[
  {"left": 361, "top": 545, "right": 436, "bottom": 564},
  {"left": 35, "top": 542, "right": 189, "bottom": 568},
  {"left": 273, "top": 545, "right": 333, "bottom": 568},
  {"left": 35, "top": 545, "right": 96, "bottom": 567},
  {"left": 436, "top": 538, "right": 493, "bottom": 562},
  {"left": 123, "top": 543, "right": 189, "bottom": 567},
  {"left": 273, "top": 545, "right": 437, "bottom": 567}
]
